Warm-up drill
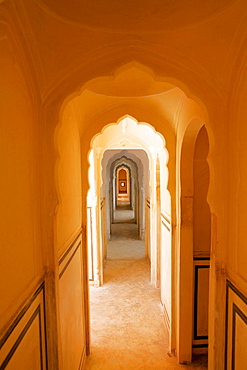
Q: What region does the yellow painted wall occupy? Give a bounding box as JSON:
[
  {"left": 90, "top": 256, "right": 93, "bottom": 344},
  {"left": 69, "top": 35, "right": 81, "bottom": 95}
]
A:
[
  {"left": 0, "top": 26, "right": 43, "bottom": 330},
  {"left": 55, "top": 103, "right": 82, "bottom": 256},
  {"left": 1, "top": 0, "right": 247, "bottom": 368},
  {"left": 55, "top": 103, "right": 86, "bottom": 369},
  {"left": 193, "top": 126, "right": 211, "bottom": 253},
  {"left": 58, "top": 235, "right": 86, "bottom": 370},
  {"left": 0, "top": 21, "right": 46, "bottom": 369}
]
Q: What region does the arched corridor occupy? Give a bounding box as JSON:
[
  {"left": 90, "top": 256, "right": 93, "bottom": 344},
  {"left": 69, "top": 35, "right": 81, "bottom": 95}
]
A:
[
  {"left": 85, "top": 117, "right": 210, "bottom": 367},
  {"left": 87, "top": 117, "right": 171, "bottom": 294},
  {"left": 1, "top": 2, "right": 247, "bottom": 369}
]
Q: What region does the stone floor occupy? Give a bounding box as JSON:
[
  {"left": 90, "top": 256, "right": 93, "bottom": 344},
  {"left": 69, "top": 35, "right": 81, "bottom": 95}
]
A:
[
  {"left": 113, "top": 203, "right": 135, "bottom": 223},
  {"left": 84, "top": 221, "right": 207, "bottom": 369}
]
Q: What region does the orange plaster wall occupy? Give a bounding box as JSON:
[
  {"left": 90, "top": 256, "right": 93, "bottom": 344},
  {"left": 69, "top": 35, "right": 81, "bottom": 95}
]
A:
[
  {"left": 55, "top": 104, "right": 82, "bottom": 256},
  {"left": 55, "top": 104, "right": 85, "bottom": 369},
  {"left": 58, "top": 236, "right": 86, "bottom": 370},
  {"left": 193, "top": 126, "right": 211, "bottom": 252},
  {"left": 1, "top": 1, "right": 247, "bottom": 367},
  {"left": 0, "top": 33, "right": 43, "bottom": 329}
]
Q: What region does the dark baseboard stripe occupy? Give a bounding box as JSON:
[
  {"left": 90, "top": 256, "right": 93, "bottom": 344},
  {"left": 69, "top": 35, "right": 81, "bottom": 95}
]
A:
[
  {"left": 59, "top": 241, "right": 81, "bottom": 279},
  {"left": 193, "top": 257, "right": 210, "bottom": 261},
  {"left": 79, "top": 346, "right": 86, "bottom": 370},
  {"left": 192, "top": 344, "right": 208, "bottom": 348},
  {"left": 161, "top": 213, "right": 171, "bottom": 225},
  {"left": 1, "top": 306, "right": 42, "bottom": 369},
  {"left": 226, "top": 280, "right": 247, "bottom": 305},
  {"left": 0, "top": 281, "right": 44, "bottom": 348},
  {"left": 225, "top": 279, "right": 247, "bottom": 370},
  {"left": 194, "top": 265, "right": 210, "bottom": 341},
  {"left": 59, "top": 231, "right": 82, "bottom": 265},
  {"left": 162, "top": 303, "right": 170, "bottom": 331},
  {"left": 162, "top": 220, "right": 170, "bottom": 232}
]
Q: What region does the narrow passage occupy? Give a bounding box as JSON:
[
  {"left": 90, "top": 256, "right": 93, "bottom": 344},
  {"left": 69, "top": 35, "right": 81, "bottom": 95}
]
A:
[{"left": 85, "top": 220, "right": 207, "bottom": 369}]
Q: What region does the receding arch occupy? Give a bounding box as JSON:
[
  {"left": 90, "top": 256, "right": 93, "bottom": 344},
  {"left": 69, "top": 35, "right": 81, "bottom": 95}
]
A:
[
  {"left": 44, "top": 48, "right": 223, "bottom": 114},
  {"left": 114, "top": 163, "right": 133, "bottom": 217},
  {"left": 105, "top": 150, "right": 146, "bottom": 241},
  {"left": 49, "top": 60, "right": 214, "bottom": 222},
  {"left": 50, "top": 61, "right": 213, "bottom": 225},
  {"left": 179, "top": 120, "right": 211, "bottom": 363},
  {"left": 86, "top": 116, "right": 169, "bottom": 283},
  {"left": 49, "top": 61, "right": 214, "bottom": 366}
]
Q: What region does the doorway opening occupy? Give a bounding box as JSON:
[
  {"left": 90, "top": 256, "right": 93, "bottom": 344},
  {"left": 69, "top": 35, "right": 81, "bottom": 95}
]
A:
[
  {"left": 117, "top": 167, "right": 130, "bottom": 204},
  {"left": 85, "top": 116, "right": 175, "bottom": 368},
  {"left": 107, "top": 152, "right": 144, "bottom": 259},
  {"left": 86, "top": 116, "right": 173, "bottom": 349},
  {"left": 180, "top": 123, "right": 211, "bottom": 365},
  {"left": 87, "top": 118, "right": 170, "bottom": 278},
  {"left": 113, "top": 164, "right": 135, "bottom": 224}
]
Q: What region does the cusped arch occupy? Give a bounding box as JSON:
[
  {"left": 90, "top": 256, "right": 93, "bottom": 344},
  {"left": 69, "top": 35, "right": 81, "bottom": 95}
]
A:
[
  {"left": 44, "top": 46, "right": 223, "bottom": 117},
  {"left": 92, "top": 115, "right": 165, "bottom": 156},
  {"left": 51, "top": 59, "right": 212, "bottom": 203}
]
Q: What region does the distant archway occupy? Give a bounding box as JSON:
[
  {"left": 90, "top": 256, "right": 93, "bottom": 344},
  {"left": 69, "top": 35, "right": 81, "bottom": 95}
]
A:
[{"left": 87, "top": 115, "right": 170, "bottom": 292}]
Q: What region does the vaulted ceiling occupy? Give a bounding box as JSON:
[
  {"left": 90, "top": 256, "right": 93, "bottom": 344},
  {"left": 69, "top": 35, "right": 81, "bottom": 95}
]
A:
[
  {"left": 6, "top": 0, "right": 245, "bottom": 106},
  {"left": 2, "top": 0, "right": 247, "bottom": 138},
  {"left": 36, "top": 0, "right": 237, "bottom": 32}
]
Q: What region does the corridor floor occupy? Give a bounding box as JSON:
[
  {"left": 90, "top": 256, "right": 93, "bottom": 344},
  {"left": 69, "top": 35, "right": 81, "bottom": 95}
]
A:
[
  {"left": 84, "top": 222, "right": 207, "bottom": 370},
  {"left": 113, "top": 202, "right": 135, "bottom": 224}
]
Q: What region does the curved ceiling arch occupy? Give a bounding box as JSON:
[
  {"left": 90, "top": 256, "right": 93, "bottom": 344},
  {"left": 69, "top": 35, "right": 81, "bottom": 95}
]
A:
[
  {"left": 53, "top": 61, "right": 210, "bottom": 181},
  {"left": 112, "top": 159, "right": 139, "bottom": 198},
  {"left": 102, "top": 149, "right": 148, "bottom": 196},
  {"left": 115, "top": 164, "right": 132, "bottom": 180},
  {"left": 84, "top": 63, "right": 177, "bottom": 98},
  {"left": 111, "top": 156, "right": 140, "bottom": 182},
  {"left": 80, "top": 102, "right": 177, "bottom": 142},
  {"left": 63, "top": 62, "right": 209, "bottom": 146},
  {"left": 104, "top": 150, "right": 145, "bottom": 176},
  {"left": 45, "top": 53, "right": 214, "bottom": 136},
  {"left": 93, "top": 116, "right": 167, "bottom": 193},
  {"left": 36, "top": 0, "right": 237, "bottom": 33},
  {"left": 92, "top": 116, "right": 165, "bottom": 158}
]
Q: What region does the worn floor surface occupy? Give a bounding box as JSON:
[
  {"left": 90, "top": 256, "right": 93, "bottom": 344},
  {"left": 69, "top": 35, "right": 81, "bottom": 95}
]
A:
[
  {"left": 113, "top": 203, "right": 135, "bottom": 223},
  {"left": 84, "top": 220, "right": 207, "bottom": 370}
]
